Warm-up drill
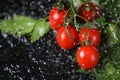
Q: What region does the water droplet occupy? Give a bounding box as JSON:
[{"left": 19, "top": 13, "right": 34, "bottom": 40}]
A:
[{"left": 1, "top": 32, "right": 8, "bottom": 39}]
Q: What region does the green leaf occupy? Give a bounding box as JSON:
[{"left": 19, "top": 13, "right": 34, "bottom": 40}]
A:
[
  {"left": 12, "top": 15, "right": 37, "bottom": 36},
  {"left": 94, "top": 16, "right": 106, "bottom": 29},
  {"left": 0, "top": 19, "right": 16, "bottom": 34},
  {"left": 0, "top": 15, "right": 37, "bottom": 36},
  {"left": 30, "top": 19, "right": 50, "bottom": 43},
  {"left": 95, "top": 44, "right": 120, "bottom": 80},
  {"left": 109, "top": 45, "right": 120, "bottom": 69},
  {"left": 0, "top": 15, "right": 50, "bottom": 43},
  {"left": 104, "top": 23, "right": 120, "bottom": 46}
]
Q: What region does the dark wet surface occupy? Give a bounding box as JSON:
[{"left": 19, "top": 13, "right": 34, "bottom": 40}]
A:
[{"left": 0, "top": 0, "right": 95, "bottom": 80}]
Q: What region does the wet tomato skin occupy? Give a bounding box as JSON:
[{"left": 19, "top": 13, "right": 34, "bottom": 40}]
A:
[
  {"left": 49, "top": 7, "right": 68, "bottom": 30},
  {"left": 79, "top": 27, "right": 101, "bottom": 47},
  {"left": 56, "top": 25, "right": 79, "bottom": 50},
  {"left": 76, "top": 46, "right": 100, "bottom": 70},
  {"left": 78, "top": 2, "right": 100, "bottom": 23}
]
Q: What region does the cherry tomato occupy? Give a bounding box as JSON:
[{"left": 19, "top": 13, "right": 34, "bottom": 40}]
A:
[
  {"left": 78, "top": 2, "right": 100, "bottom": 23},
  {"left": 56, "top": 25, "right": 79, "bottom": 50},
  {"left": 79, "top": 27, "right": 101, "bottom": 47},
  {"left": 76, "top": 46, "right": 100, "bottom": 70},
  {"left": 49, "top": 7, "right": 69, "bottom": 30}
]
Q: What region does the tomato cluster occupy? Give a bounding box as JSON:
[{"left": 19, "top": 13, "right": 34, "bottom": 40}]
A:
[{"left": 49, "top": 2, "right": 101, "bottom": 70}]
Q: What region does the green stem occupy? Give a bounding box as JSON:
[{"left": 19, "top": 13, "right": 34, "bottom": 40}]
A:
[
  {"left": 63, "top": 8, "right": 70, "bottom": 27},
  {"left": 76, "top": 15, "right": 91, "bottom": 46},
  {"left": 70, "top": 0, "right": 77, "bottom": 30}
]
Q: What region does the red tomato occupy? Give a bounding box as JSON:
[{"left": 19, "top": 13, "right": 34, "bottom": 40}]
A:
[
  {"left": 56, "top": 25, "right": 79, "bottom": 50},
  {"left": 76, "top": 46, "right": 100, "bottom": 70},
  {"left": 79, "top": 27, "right": 101, "bottom": 47},
  {"left": 78, "top": 2, "right": 100, "bottom": 23},
  {"left": 49, "top": 7, "right": 69, "bottom": 30}
]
